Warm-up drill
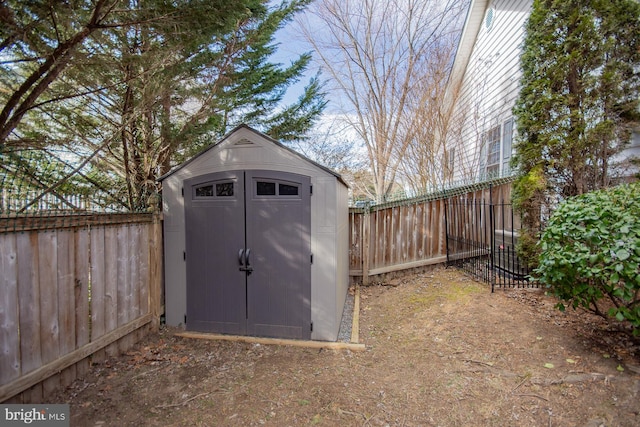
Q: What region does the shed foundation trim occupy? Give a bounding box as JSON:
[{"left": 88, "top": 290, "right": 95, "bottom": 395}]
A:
[{"left": 174, "top": 332, "right": 366, "bottom": 352}]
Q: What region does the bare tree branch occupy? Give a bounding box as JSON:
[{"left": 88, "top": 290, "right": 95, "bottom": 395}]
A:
[{"left": 300, "top": 0, "right": 467, "bottom": 199}]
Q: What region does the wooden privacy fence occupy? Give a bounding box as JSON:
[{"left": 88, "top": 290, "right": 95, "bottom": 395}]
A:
[
  {"left": 444, "top": 182, "right": 515, "bottom": 263},
  {"left": 349, "top": 180, "right": 515, "bottom": 284},
  {"left": 349, "top": 200, "right": 448, "bottom": 284},
  {"left": 0, "top": 213, "right": 163, "bottom": 403}
]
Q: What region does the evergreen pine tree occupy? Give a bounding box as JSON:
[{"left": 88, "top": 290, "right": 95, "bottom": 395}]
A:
[
  {"left": 0, "top": 0, "right": 324, "bottom": 211},
  {"left": 512, "top": 0, "right": 640, "bottom": 264}
]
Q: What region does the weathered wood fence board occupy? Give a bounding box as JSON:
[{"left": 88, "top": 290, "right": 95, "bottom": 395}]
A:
[
  {"left": 349, "top": 182, "right": 513, "bottom": 282},
  {"left": 445, "top": 183, "right": 515, "bottom": 261},
  {"left": 0, "top": 213, "right": 163, "bottom": 403},
  {"left": 349, "top": 198, "right": 448, "bottom": 281},
  {"left": 0, "top": 233, "right": 19, "bottom": 386}
]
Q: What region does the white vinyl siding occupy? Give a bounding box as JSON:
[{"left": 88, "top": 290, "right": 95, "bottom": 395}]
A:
[{"left": 444, "top": 0, "right": 532, "bottom": 183}]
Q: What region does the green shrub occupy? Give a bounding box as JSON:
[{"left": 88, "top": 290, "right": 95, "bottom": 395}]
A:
[{"left": 536, "top": 182, "right": 640, "bottom": 335}]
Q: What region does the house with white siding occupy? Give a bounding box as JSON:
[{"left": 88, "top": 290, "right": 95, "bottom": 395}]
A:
[{"left": 442, "top": 0, "right": 639, "bottom": 185}]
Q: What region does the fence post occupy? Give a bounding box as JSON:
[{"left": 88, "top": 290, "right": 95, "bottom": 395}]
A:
[
  {"left": 361, "top": 208, "right": 370, "bottom": 285},
  {"left": 489, "top": 184, "right": 496, "bottom": 292},
  {"left": 149, "top": 213, "right": 163, "bottom": 331},
  {"left": 443, "top": 195, "right": 450, "bottom": 264}
]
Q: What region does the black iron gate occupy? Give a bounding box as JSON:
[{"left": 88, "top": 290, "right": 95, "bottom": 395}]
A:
[{"left": 444, "top": 187, "right": 534, "bottom": 291}]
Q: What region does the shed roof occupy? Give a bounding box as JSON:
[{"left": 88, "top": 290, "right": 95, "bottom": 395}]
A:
[{"left": 158, "top": 124, "right": 348, "bottom": 187}]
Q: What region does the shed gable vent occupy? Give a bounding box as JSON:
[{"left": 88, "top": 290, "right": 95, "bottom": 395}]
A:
[{"left": 234, "top": 138, "right": 255, "bottom": 146}]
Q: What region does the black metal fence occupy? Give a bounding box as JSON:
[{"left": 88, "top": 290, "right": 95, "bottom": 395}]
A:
[{"left": 444, "top": 186, "right": 535, "bottom": 291}]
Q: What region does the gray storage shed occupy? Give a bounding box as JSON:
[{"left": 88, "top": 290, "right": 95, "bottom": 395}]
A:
[{"left": 159, "top": 125, "right": 349, "bottom": 341}]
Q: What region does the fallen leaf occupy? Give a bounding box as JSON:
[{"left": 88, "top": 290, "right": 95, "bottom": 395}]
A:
[{"left": 544, "top": 363, "right": 554, "bottom": 369}]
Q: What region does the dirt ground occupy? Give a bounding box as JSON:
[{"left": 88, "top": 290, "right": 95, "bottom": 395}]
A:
[{"left": 53, "top": 267, "right": 640, "bottom": 426}]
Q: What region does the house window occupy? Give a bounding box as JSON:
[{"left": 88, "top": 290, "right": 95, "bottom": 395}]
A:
[
  {"left": 485, "top": 125, "right": 501, "bottom": 177},
  {"left": 502, "top": 118, "right": 513, "bottom": 175},
  {"left": 480, "top": 118, "right": 514, "bottom": 179}
]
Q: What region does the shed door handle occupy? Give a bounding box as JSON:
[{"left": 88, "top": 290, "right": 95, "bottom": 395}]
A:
[{"left": 238, "top": 248, "right": 253, "bottom": 275}]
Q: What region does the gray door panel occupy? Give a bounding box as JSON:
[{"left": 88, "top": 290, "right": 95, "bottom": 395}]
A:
[
  {"left": 245, "top": 171, "right": 311, "bottom": 339},
  {"left": 184, "top": 172, "right": 246, "bottom": 334},
  {"left": 184, "top": 170, "right": 311, "bottom": 339}
]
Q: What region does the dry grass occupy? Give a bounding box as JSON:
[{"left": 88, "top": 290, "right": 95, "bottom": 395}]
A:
[{"left": 53, "top": 267, "right": 640, "bottom": 426}]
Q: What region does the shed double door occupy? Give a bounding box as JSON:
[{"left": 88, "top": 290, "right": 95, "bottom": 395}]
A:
[{"left": 184, "top": 170, "right": 311, "bottom": 339}]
